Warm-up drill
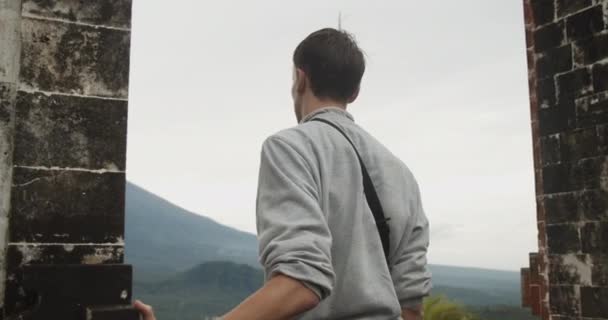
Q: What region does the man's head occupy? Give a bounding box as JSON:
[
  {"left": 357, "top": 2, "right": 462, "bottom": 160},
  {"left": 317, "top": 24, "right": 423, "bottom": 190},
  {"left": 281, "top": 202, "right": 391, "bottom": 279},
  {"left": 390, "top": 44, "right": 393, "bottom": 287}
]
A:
[{"left": 292, "top": 28, "right": 366, "bottom": 122}]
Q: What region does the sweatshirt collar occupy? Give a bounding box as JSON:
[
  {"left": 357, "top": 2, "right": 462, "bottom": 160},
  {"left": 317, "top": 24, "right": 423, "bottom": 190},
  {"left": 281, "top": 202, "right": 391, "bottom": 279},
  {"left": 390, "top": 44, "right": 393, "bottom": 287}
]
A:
[{"left": 300, "top": 107, "right": 354, "bottom": 124}]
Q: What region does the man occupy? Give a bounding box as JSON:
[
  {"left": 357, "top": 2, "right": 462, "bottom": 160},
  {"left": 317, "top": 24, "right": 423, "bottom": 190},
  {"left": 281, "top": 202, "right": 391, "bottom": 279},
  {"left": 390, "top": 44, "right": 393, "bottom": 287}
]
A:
[{"left": 134, "top": 28, "right": 431, "bottom": 320}]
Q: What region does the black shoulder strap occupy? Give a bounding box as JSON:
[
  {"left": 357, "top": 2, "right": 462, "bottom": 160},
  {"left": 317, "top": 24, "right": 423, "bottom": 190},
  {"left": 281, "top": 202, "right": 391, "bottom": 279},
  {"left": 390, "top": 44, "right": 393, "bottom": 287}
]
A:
[{"left": 311, "top": 118, "right": 391, "bottom": 265}]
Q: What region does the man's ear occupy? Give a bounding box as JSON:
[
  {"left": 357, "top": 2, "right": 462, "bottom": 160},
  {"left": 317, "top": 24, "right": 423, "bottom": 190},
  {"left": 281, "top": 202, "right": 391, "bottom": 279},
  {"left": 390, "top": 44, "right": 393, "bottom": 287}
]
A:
[
  {"left": 295, "top": 68, "right": 307, "bottom": 94},
  {"left": 347, "top": 86, "right": 360, "bottom": 103}
]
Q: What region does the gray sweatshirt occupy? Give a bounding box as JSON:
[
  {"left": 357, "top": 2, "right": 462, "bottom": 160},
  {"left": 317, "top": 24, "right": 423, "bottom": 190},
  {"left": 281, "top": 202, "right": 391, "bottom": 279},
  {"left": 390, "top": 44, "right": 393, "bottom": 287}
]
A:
[{"left": 256, "top": 107, "right": 431, "bottom": 320}]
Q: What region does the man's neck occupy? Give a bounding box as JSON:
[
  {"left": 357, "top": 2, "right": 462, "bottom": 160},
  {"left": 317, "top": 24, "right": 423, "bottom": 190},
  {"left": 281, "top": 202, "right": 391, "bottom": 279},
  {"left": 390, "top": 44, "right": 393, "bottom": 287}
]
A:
[{"left": 300, "top": 100, "right": 346, "bottom": 122}]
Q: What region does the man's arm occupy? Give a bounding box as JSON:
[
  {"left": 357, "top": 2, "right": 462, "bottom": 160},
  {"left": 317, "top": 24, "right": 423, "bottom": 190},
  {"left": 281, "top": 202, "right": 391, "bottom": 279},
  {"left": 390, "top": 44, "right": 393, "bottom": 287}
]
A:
[
  {"left": 132, "top": 275, "right": 320, "bottom": 320},
  {"left": 255, "top": 135, "right": 335, "bottom": 299},
  {"left": 222, "top": 274, "right": 319, "bottom": 320},
  {"left": 134, "top": 136, "right": 331, "bottom": 320},
  {"left": 133, "top": 274, "right": 319, "bottom": 320},
  {"left": 391, "top": 179, "right": 431, "bottom": 315},
  {"left": 223, "top": 136, "right": 333, "bottom": 320}
]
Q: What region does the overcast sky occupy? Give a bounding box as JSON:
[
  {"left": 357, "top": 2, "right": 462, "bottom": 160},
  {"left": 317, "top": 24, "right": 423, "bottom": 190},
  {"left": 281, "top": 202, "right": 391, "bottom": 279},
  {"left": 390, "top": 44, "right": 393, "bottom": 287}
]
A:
[{"left": 126, "top": 0, "right": 537, "bottom": 271}]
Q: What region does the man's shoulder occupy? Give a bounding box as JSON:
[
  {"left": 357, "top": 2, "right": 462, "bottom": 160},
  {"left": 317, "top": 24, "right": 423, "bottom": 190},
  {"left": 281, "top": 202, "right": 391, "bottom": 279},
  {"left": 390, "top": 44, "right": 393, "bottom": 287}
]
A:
[{"left": 264, "top": 122, "right": 323, "bottom": 151}]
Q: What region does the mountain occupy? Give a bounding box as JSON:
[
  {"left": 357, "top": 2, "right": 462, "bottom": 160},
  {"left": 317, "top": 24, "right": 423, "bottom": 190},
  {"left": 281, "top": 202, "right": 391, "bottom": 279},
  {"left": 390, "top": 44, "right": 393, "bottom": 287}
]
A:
[
  {"left": 125, "top": 182, "right": 533, "bottom": 319},
  {"left": 134, "top": 261, "right": 264, "bottom": 319},
  {"left": 429, "top": 265, "right": 521, "bottom": 306},
  {"left": 125, "top": 182, "right": 259, "bottom": 282},
  {"left": 134, "top": 261, "right": 534, "bottom": 320}
]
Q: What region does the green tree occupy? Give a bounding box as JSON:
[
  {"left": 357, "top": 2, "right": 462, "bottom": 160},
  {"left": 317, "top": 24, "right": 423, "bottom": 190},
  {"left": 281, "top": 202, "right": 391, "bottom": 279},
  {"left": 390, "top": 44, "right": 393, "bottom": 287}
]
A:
[{"left": 424, "top": 296, "right": 479, "bottom": 320}]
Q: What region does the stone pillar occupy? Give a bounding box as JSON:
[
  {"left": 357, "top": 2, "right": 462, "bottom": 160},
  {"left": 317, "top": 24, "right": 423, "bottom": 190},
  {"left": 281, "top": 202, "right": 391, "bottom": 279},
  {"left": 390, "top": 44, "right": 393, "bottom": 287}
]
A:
[
  {"left": 0, "top": 1, "right": 136, "bottom": 318},
  {"left": 0, "top": 0, "right": 22, "bottom": 311},
  {"left": 523, "top": 0, "right": 608, "bottom": 319}
]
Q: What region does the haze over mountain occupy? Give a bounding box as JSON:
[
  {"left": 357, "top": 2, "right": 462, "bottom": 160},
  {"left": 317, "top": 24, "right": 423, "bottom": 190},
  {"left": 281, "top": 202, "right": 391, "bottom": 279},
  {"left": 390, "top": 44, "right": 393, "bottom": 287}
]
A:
[
  {"left": 124, "top": 182, "right": 533, "bottom": 319},
  {"left": 125, "top": 182, "right": 258, "bottom": 282}
]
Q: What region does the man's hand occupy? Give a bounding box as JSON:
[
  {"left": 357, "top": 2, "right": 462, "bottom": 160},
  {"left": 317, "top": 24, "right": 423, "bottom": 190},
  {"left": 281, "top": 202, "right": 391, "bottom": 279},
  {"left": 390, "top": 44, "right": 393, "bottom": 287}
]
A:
[
  {"left": 402, "top": 305, "right": 423, "bottom": 320},
  {"left": 133, "top": 300, "right": 157, "bottom": 320}
]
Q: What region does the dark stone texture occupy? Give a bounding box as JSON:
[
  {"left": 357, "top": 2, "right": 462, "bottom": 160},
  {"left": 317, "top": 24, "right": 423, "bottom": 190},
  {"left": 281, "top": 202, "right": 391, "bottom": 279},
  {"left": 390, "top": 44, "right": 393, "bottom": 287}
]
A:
[
  {"left": 570, "top": 156, "right": 608, "bottom": 191},
  {"left": 539, "top": 99, "right": 576, "bottom": 135},
  {"left": 580, "top": 286, "right": 608, "bottom": 318},
  {"left": 4, "top": 264, "right": 133, "bottom": 319},
  {"left": 534, "top": 21, "right": 565, "bottom": 53},
  {"left": 543, "top": 164, "right": 574, "bottom": 194},
  {"left": 546, "top": 224, "right": 581, "bottom": 254},
  {"left": 593, "top": 63, "right": 608, "bottom": 92},
  {"left": 530, "top": 284, "right": 541, "bottom": 316},
  {"left": 528, "top": 1, "right": 608, "bottom": 318},
  {"left": 536, "top": 45, "right": 573, "bottom": 80},
  {"left": 549, "top": 285, "right": 580, "bottom": 316},
  {"left": 0, "top": 81, "right": 16, "bottom": 129},
  {"left": 9, "top": 167, "right": 125, "bottom": 243},
  {"left": 548, "top": 254, "right": 589, "bottom": 285},
  {"left": 566, "top": 6, "right": 606, "bottom": 41},
  {"left": 3, "top": 245, "right": 124, "bottom": 316},
  {"left": 6, "top": 244, "right": 124, "bottom": 267},
  {"left": 556, "top": 0, "right": 593, "bottom": 18},
  {"left": 543, "top": 157, "right": 608, "bottom": 195},
  {"left": 557, "top": 68, "right": 593, "bottom": 103},
  {"left": 543, "top": 163, "right": 571, "bottom": 193},
  {"left": 529, "top": 252, "right": 540, "bottom": 283},
  {"left": 531, "top": 0, "right": 555, "bottom": 26},
  {"left": 19, "top": 17, "right": 130, "bottom": 98},
  {"left": 573, "top": 32, "right": 608, "bottom": 65},
  {"left": 537, "top": 77, "right": 557, "bottom": 108},
  {"left": 599, "top": 124, "right": 608, "bottom": 156},
  {"left": 526, "top": 27, "right": 534, "bottom": 50},
  {"left": 544, "top": 193, "right": 580, "bottom": 224},
  {"left": 541, "top": 187, "right": 605, "bottom": 225},
  {"left": 563, "top": 127, "right": 600, "bottom": 162},
  {"left": 592, "top": 254, "right": 608, "bottom": 286},
  {"left": 581, "top": 222, "right": 608, "bottom": 254},
  {"left": 0, "top": 82, "right": 16, "bottom": 122},
  {"left": 527, "top": 49, "right": 535, "bottom": 73},
  {"left": 580, "top": 189, "right": 608, "bottom": 221},
  {"left": 540, "top": 134, "right": 562, "bottom": 165},
  {"left": 87, "top": 306, "right": 140, "bottom": 320},
  {"left": 0, "top": 82, "right": 16, "bottom": 186},
  {"left": 22, "top": 0, "right": 132, "bottom": 29},
  {"left": 13, "top": 91, "right": 127, "bottom": 170},
  {"left": 575, "top": 92, "right": 608, "bottom": 128}
]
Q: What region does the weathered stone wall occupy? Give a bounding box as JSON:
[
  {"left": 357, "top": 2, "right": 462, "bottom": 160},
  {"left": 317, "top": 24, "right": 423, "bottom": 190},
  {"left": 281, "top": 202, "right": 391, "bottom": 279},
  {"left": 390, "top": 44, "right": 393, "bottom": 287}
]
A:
[
  {"left": 522, "top": 0, "right": 608, "bottom": 319},
  {"left": 523, "top": 253, "right": 546, "bottom": 317},
  {"left": 0, "top": 0, "right": 22, "bottom": 309},
  {"left": 0, "top": 0, "right": 133, "bottom": 317}
]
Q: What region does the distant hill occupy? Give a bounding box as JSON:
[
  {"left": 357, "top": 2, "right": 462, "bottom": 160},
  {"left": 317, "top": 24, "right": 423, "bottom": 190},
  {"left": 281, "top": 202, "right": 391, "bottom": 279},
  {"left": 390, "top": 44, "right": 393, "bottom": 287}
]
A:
[
  {"left": 125, "top": 182, "right": 258, "bottom": 282},
  {"left": 135, "top": 261, "right": 534, "bottom": 320},
  {"left": 430, "top": 265, "right": 521, "bottom": 306},
  {"left": 125, "top": 182, "right": 535, "bottom": 319},
  {"left": 134, "top": 261, "right": 263, "bottom": 319}
]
